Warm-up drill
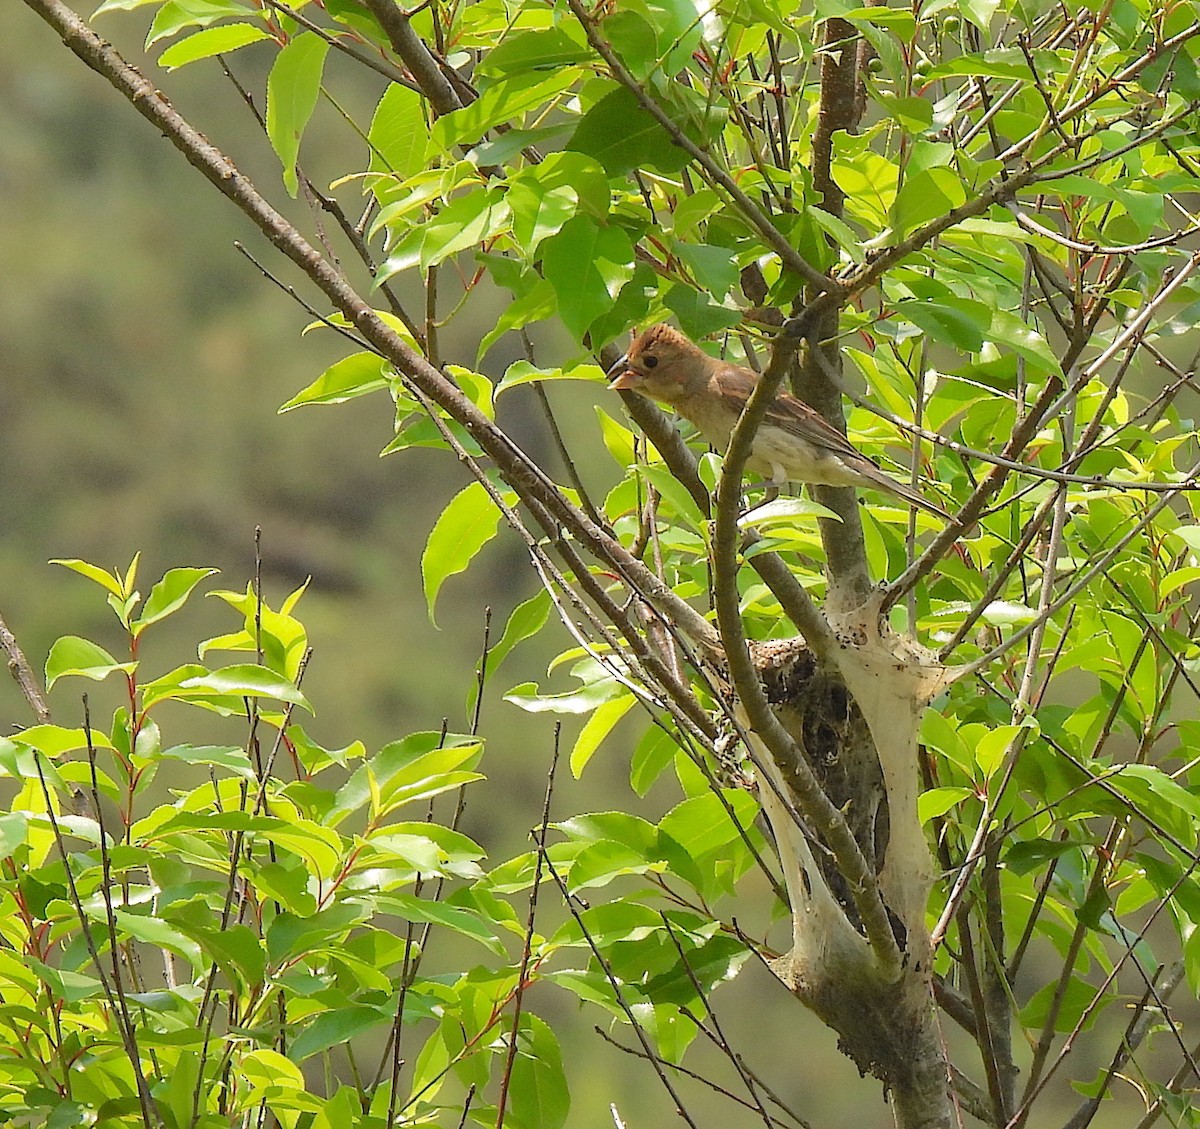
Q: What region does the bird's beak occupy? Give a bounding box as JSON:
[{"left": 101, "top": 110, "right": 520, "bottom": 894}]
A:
[{"left": 606, "top": 354, "right": 639, "bottom": 390}]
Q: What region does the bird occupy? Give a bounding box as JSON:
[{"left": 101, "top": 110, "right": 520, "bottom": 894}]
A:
[{"left": 607, "top": 324, "right": 949, "bottom": 519}]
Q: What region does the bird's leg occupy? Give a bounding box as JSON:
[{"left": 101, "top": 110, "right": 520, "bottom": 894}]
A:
[
  {"left": 738, "top": 484, "right": 779, "bottom": 518},
  {"left": 737, "top": 469, "right": 784, "bottom": 519}
]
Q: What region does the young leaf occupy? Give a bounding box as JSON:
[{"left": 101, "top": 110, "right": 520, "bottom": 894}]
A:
[
  {"left": 266, "top": 32, "right": 330, "bottom": 197},
  {"left": 422, "top": 481, "right": 507, "bottom": 626},
  {"left": 487, "top": 590, "right": 553, "bottom": 676},
  {"left": 279, "top": 352, "right": 390, "bottom": 411},
  {"left": 178, "top": 664, "right": 311, "bottom": 708},
  {"left": 133, "top": 566, "right": 218, "bottom": 635},
  {"left": 157, "top": 22, "right": 271, "bottom": 69},
  {"left": 571, "top": 693, "right": 636, "bottom": 776},
  {"left": 50, "top": 558, "right": 126, "bottom": 598},
  {"left": 44, "top": 637, "right": 136, "bottom": 690}
]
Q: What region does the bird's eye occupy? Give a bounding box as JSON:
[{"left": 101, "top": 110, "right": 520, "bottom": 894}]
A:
[{"left": 644, "top": 355, "right": 659, "bottom": 369}]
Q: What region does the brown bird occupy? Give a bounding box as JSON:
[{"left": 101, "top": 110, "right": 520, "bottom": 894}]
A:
[{"left": 608, "top": 324, "right": 949, "bottom": 519}]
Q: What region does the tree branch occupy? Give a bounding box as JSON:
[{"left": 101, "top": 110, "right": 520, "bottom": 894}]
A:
[
  {"left": 711, "top": 339, "right": 899, "bottom": 975},
  {"left": 361, "top": 0, "right": 462, "bottom": 116}
]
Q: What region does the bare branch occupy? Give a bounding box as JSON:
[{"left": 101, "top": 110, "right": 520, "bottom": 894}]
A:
[{"left": 0, "top": 610, "right": 51, "bottom": 723}]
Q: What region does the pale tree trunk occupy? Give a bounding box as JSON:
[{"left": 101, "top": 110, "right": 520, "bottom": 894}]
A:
[{"left": 725, "top": 18, "right": 957, "bottom": 1127}]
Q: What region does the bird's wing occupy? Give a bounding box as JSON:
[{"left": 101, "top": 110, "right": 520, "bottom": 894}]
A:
[
  {"left": 710, "top": 366, "right": 868, "bottom": 462},
  {"left": 765, "top": 395, "right": 868, "bottom": 459}
]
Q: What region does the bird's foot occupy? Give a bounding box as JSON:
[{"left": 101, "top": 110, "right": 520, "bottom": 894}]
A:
[{"left": 737, "top": 484, "right": 781, "bottom": 520}]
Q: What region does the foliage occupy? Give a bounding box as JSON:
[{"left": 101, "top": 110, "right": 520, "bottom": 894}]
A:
[
  {"left": 1, "top": 559, "right": 759, "bottom": 1127},
  {"left": 11, "top": 0, "right": 1200, "bottom": 1124}
]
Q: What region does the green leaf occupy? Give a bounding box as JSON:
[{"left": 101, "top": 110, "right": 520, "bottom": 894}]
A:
[
  {"left": 374, "top": 893, "right": 502, "bottom": 953},
  {"left": 157, "top": 744, "right": 255, "bottom": 777},
  {"left": 1169, "top": 525, "right": 1200, "bottom": 553},
  {"left": 153, "top": 812, "right": 344, "bottom": 878},
  {"left": 421, "top": 188, "right": 511, "bottom": 272},
  {"left": 328, "top": 732, "right": 483, "bottom": 825},
  {"left": 172, "top": 921, "right": 266, "bottom": 986},
  {"left": 637, "top": 463, "right": 707, "bottom": 531},
  {"left": 542, "top": 215, "right": 636, "bottom": 340},
  {"left": 508, "top": 173, "right": 581, "bottom": 253},
  {"left": 240, "top": 1049, "right": 306, "bottom": 1097},
  {"left": 567, "top": 86, "right": 690, "bottom": 175},
  {"left": 630, "top": 725, "right": 677, "bottom": 796},
  {"left": 664, "top": 283, "right": 743, "bottom": 339},
  {"left": 495, "top": 360, "right": 605, "bottom": 397},
  {"left": 266, "top": 32, "right": 330, "bottom": 197},
  {"left": 478, "top": 26, "right": 591, "bottom": 77},
  {"left": 986, "top": 309, "right": 1060, "bottom": 375},
  {"left": 433, "top": 71, "right": 578, "bottom": 150},
  {"left": 504, "top": 678, "right": 623, "bottom": 715},
  {"left": 422, "top": 480, "right": 507, "bottom": 626},
  {"left": 896, "top": 297, "right": 989, "bottom": 352},
  {"left": 50, "top": 558, "right": 126, "bottom": 598},
  {"left": 45, "top": 636, "right": 136, "bottom": 690},
  {"left": 93, "top": 0, "right": 166, "bottom": 11},
  {"left": 604, "top": 0, "right": 703, "bottom": 79},
  {"left": 0, "top": 812, "right": 29, "bottom": 856},
  {"left": 508, "top": 1015, "right": 570, "bottom": 1129},
  {"left": 1107, "top": 763, "right": 1200, "bottom": 821},
  {"left": 178, "top": 664, "right": 311, "bottom": 708},
  {"left": 290, "top": 1006, "right": 392, "bottom": 1062},
  {"left": 144, "top": 0, "right": 246, "bottom": 47},
  {"left": 918, "top": 786, "right": 973, "bottom": 823},
  {"left": 133, "top": 566, "right": 217, "bottom": 635},
  {"left": 672, "top": 241, "right": 739, "bottom": 299},
  {"left": 15, "top": 724, "right": 113, "bottom": 756},
  {"left": 323, "top": 0, "right": 387, "bottom": 43},
  {"left": 110, "top": 909, "right": 202, "bottom": 964},
  {"left": 279, "top": 352, "right": 390, "bottom": 410},
  {"left": 477, "top": 277, "right": 558, "bottom": 359},
  {"left": 842, "top": 4, "right": 916, "bottom": 37},
  {"left": 164, "top": 1051, "right": 202, "bottom": 1129},
  {"left": 981, "top": 600, "right": 1037, "bottom": 626},
  {"left": 367, "top": 82, "right": 428, "bottom": 184},
  {"left": 879, "top": 95, "right": 934, "bottom": 135},
  {"left": 957, "top": 0, "right": 1000, "bottom": 32},
  {"left": 1019, "top": 976, "right": 1104, "bottom": 1033},
  {"left": 892, "top": 166, "right": 967, "bottom": 235},
  {"left": 974, "top": 724, "right": 1021, "bottom": 778},
  {"left": 926, "top": 48, "right": 1047, "bottom": 80},
  {"left": 659, "top": 791, "right": 761, "bottom": 863},
  {"left": 487, "top": 590, "right": 553, "bottom": 675},
  {"left": 363, "top": 826, "right": 484, "bottom": 878},
  {"left": 1006, "top": 838, "right": 1079, "bottom": 875},
  {"left": 738, "top": 496, "right": 837, "bottom": 529},
  {"left": 596, "top": 406, "right": 637, "bottom": 467},
  {"left": 157, "top": 22, "right": 271, "bottom": 68},
  {"left": 571, "top": 694, "right": 636, "bottom": 776},
  {"left": 24, "top": 959, "right": 104, "bottom": 1005}
]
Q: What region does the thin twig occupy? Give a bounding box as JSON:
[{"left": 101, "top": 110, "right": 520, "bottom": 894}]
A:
[
  {"left": 496, "top": 724, "right": 560, "bottom": 1128},
  {"left": 543, "top": 855, "right": 703, "bottom": 1129}
]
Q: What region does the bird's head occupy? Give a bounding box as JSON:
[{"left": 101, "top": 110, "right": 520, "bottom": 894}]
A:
[{"left": 607, "top": 324, "right": 708, "bottom": 406}]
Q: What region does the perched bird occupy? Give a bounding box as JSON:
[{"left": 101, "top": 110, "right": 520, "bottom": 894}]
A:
[{"left": 608, "top": 324, "right": 948, "bottom": 518}]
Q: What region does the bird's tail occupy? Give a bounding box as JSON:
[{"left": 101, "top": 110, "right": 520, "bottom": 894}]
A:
[{"left": 865, "top": 465, "right": 953, "bottom": 520}]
